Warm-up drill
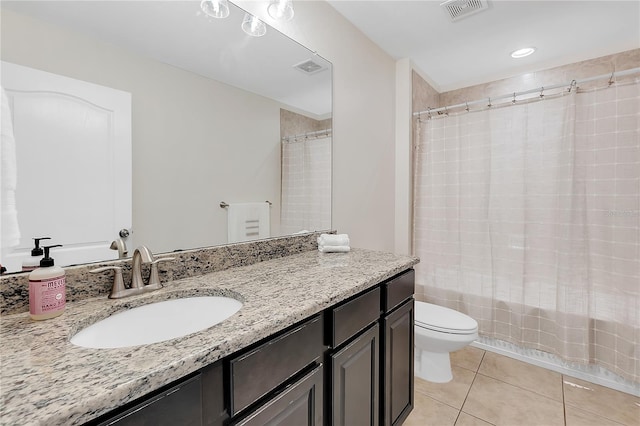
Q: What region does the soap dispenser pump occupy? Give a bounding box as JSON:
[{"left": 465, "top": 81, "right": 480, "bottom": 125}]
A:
[
  {"left": 28, "top": 244, "right": 66, "bottom": 320},
  {"left": 22, "top": 237, "right": 51, "bottom": 272}
]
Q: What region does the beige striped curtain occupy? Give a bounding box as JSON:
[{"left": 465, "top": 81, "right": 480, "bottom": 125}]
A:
[
  {"left": 413, "top": 79, "right": 639, "bottom": 384},
  {"left": 280, "top": 135, "right": 332, "bottom": 234}
]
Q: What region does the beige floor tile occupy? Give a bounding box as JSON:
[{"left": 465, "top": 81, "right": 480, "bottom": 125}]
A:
[
  {"left": 477, "top": 351, "right": 563, "bottom": 401},
  {"left": 455, "top": 412, "right": 494, "bottom": 426},
  {"left": 563, "top": 376, "right": 640, "bottom": 426},
  {"left": 404, "top": 391, "right": 459, "bottom": 426},
  {"left": 462, "top": 374, "right": 565, "bottom": 426},
  {"left": 565, "top": 405, "right": 626, "bottom": 426},
  {"left": 451, "top": 346, "right": 486, "bottom": 372},
  {"left": 415, "top": 365, "right": 476, "bottom": 409}
]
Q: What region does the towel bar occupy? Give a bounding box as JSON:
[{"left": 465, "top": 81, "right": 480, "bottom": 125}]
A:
[{"left": 220, "top": 201, "right": 272, "bottom": 208}]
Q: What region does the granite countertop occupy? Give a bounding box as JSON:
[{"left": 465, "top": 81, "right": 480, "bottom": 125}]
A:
[{"left": 0, "top": 248, "right": 418, "bottom": 425}]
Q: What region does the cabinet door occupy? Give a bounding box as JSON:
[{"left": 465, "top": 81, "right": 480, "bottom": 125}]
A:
[
  {"left": 96, "top": 374, "right": 202, "bottom": 426},
  {"left": 331, "top": 323, "right": 379, "bottom": 426},
  {"left": 382, "top": 299, "right": 414, "bottom": 426},
  {"left": 202, "top": 361, "right": 228, "bottom": 426},
  {"left": 233, "top": 364, "right": 323, "bottom": 426}
]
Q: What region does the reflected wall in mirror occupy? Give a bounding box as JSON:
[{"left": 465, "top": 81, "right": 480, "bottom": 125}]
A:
[{"left": 0, "top": 1, "right": 332, "bottom": 273}]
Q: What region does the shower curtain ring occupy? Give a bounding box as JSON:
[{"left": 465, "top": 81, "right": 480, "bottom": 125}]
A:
[
  {"left": 568, "top": 80, "right": 577, "bottom": 92},
  {"left": 540, "top": 87, "right": 545, "bottom": 98},
  {"left": 608, "top": 71, "right": 615, "bottom": 86},
  {"left": 488, "top": 97, "right": 492, "bottom": 108},
  {"left": 465, "top": 102, "right": 469, "bottom": 112},
  {"left": 512, "top": 92, "right": 517, "bottom": 104}
]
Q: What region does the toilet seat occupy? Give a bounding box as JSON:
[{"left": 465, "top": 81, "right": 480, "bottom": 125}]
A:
[{"left": 415, "top": 302, "right": 478, "bottom": 335}]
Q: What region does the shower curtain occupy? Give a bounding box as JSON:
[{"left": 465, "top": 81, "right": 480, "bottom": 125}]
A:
[
  {"left": 413, "top": 79, "right": 639, "bottom": 383},
  {"left": 280, "top": 135, "right": 331, "bottom": 234}
]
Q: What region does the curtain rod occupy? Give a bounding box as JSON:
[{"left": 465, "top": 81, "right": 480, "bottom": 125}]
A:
[
  {"left": 413, "top": 67, "right": 640, "bottom": 117},
  {"left": 282, "top": 128, "right": 332, "bottom": 142}
]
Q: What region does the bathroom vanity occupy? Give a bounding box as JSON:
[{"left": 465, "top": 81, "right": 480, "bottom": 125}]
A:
[{"left": 0, "top": 246, "right": 418, "bottom": 425}]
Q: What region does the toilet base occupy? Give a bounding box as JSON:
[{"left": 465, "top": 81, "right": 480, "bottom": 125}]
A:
[{"left": 415, "top": 349, "right": 453, "bottom": 383}]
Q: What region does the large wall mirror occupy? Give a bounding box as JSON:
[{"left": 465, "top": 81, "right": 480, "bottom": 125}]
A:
[{"left": 0, "top": 1, "right": 332, "bottom": 273}]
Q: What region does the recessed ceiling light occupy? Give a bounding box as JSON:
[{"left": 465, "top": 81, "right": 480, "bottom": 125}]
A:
[{"left": 511, "top": 47, "right": 536, "bottom": 58}]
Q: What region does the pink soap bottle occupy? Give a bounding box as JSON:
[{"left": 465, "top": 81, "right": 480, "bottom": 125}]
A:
[{"left": 28, "top": 245, "right": 66, "bottom": 321}]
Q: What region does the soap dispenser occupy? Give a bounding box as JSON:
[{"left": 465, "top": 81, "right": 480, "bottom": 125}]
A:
[
  {"left": 22, "top": 237, "right": 51, "bottom": 272},
  {"left": 28, "top": 244, "right": 65, "bottom": 320}
]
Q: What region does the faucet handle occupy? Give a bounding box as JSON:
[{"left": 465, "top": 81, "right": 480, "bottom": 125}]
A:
[
  {"left": 147, "top": 257, "right": 176, "bottom": 289},
  {"left": 90, "top": 266, "right": 126, "bottom": 299}
]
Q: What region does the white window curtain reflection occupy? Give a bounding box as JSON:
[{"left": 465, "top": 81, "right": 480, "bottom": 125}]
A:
[
  {"left": 281, "top": 135, "right": 331, "bottom": 234},
  {"left": 413, "top": 78, "right": 640, "bottom": 383}
]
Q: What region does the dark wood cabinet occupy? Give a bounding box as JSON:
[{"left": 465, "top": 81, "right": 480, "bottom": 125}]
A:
[
  {"left": 94, "top": 374, "right": 203, "bottom": 426},
  {"left": 202, "top": 362, "right": 228, "bottom": 426},
  {"left": 229, "top": 314, "right": 325, "bottom": 417},
  {"left": 88, "top": 269, "right": 415, "bottom": 426},
  {"left": 233, "top": 364, "right": 324, "bottom": 426},
  {"left": 330, "top": 323, "right": 380, "bottom": 426},
  {"left": 381, "top": 269, "right": 415, "bottom": 426},
  {"left": 382, "top": 299, "right": 414, "bottom": 426}
]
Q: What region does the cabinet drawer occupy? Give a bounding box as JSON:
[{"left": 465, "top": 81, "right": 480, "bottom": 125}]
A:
[
  {"left": 96, "top": 374, "right": 202, "bottom": 426},
  {"left": 229, "top": 315, "right": 324, "bottom": 416},
  {"left": 330, "top": 287, "right": 380, "bottom": 348},
  {"left": 383, "top": 269, "right": 414, "bottom": 313},
  {"left": 233, "top": 364, "right": 323, "bottom": 426}
]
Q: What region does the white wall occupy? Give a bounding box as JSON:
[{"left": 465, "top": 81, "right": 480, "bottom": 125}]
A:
[
  {"left": 3, "top": 1, "right": 403, "bottom": 254},
  {"left": 1, "top": 8, "right": 283, "bottom": 254},
  {"left": 237, "top": 0, "right": 398, "bottom": 252},
  {"left": 394, "top": 58, "right": 414, "bottom": 255}
]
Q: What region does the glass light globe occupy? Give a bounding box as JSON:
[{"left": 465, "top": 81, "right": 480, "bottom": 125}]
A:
[
  {"left": 267, "top": 0, "right": 294, "bottom": 21},
  {"left": 201, "top": 0, "right": 230, "bottom": 19},
  {"left": 242, "top": 13, "right": 267, "bottom": 37}
]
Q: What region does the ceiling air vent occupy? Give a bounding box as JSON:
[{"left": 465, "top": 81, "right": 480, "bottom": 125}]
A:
[
  {"left": 441, "top": 0, "right": 489, "bottom": 22},
  {"left": 293, "top": 59, "right": 326, "bottom": 75}
]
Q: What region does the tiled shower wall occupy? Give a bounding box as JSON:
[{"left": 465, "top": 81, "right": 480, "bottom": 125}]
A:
[
  {"left": 280, "top": 108, "right": 332, "bottom": 138},
  {"left": 413, "top": 49, "right": 640, "bottom": 111}
]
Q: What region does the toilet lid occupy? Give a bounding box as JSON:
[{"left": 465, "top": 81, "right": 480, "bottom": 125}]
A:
[{"left": 415, "top": 302, "right": 478, "bottom": 334}]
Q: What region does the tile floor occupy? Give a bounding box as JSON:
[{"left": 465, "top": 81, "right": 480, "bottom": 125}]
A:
[{"left": 404, "top": 346, "right": 640, "bottom": 426}]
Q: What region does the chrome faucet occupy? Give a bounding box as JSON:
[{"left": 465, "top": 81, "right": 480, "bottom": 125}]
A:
[
  {"left": 91, "top": 245, "right": 174, "bottom": 299},
  {"left": 110, "top": 238, "right": 128, "bottom": 259}
]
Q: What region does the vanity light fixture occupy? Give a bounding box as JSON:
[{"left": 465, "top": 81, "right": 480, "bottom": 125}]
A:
[
  {"left": 510, "top": 47, "right": 536, "bottom": 58},
  {"left": 267, "top": 0, "right": 294, "bottom": 21},
  {"left": 200, "top": 0, "right": 230, "bottom": 19},
  {"left": 242, "top": 13, "right": 267, "bottom": 37}
]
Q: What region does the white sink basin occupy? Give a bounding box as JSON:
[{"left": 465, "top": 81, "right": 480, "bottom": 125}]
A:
[{"left": 70, "top": 296, "right": 242, "bottom": 349}]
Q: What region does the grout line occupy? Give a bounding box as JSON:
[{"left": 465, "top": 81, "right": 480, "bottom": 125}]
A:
[
  {"left": 476, "top": 353, "right": 566, "bottom": 403},
  {"left": 457, "top": 351, "right": 486, "bottom": 421},
  {"left": 477, "top": 348, "right": 487, "bottom": 372},
  {"left": 453, "top": 409, "right": 462, "bottom": 425},
  {"left": 475, "top": 370, "right": 564, "bottom": 405},
  {"left": 562, "top": 374, "right": 567, "bottom": 426}
]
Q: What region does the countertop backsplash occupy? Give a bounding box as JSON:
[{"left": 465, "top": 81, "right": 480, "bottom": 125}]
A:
[{"left": 0, "top": 231, "right": 330, "bottom": 315}]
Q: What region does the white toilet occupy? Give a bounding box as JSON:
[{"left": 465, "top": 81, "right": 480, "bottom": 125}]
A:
[{"left": 414, "top": 301, "right": 479, "bottom": 383}]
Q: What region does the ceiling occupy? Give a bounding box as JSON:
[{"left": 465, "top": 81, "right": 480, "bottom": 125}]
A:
[{"left": 328, "top": 0, "right": 640, "bottom": 92}]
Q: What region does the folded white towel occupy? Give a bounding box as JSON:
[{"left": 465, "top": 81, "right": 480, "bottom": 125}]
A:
[
  {"left": 227, "top": 202, "right": 270, "bottom": 243},
  {"left": 317, "top": 233, "right": 350, "bottom": 247},
  {"left": 318, "top": 245, "right": 350, "bottom": 253}
]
